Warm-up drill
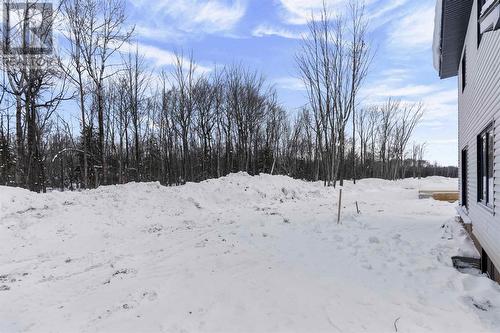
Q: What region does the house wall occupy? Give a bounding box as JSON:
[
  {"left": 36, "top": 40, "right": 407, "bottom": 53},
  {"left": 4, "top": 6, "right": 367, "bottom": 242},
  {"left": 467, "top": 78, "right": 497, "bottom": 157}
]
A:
[{"left": 458, "top": 0, "right": 500, "bottom": 272}]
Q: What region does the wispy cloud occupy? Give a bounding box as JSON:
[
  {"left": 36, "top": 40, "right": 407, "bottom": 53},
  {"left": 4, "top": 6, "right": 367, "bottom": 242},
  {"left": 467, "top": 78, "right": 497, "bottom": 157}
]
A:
[
  {"left": 362, "top": 81, "right": 457, "bottom": 119},
  {"left": 277, "top": 0, "right": 342, "bottom": 25},
  {"left": 421, "top": 89, "right": 458, "bottom": 120},
  {"left": 388, "top": 4, "right": 435, "bottom": 51},
  {"left": 368, "top": 0, "right": 409, "bottom": 30},
  {"left": 273, "top": 77, "right": 306, "bottom": 91},
  {"left": 121, "top": 42, "right": 212, "bottom": 73},
  {"left": 252, "top": 24, "right": 303, "bottom": 39},
  {"left": 369, "top": 0, "right": 408, "bottom": 20},
  {"left": 361, "top": 65, "right": 457, "bottom": 123},
  {"left": 376, "top": 69, "right": 412, "bottom": 83},
  {"left": 129, "top": 0, "right": 246, "bottom": 36},
  {"left": 133, "top": 25, "right": 183, "bottom": 42},
  {"left": 426, "top": 138, "right": 458, "bottom": 145},
  {"left": 277, "top": 0, "right": 384, "bottom": 26},
  {"left": 363, "top": 83, "right": 438, "bottom": 99}
]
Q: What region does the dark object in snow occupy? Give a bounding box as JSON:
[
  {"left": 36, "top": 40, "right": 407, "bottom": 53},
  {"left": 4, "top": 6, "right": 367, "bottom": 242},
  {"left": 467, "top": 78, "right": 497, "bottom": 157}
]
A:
[
  {"left": 394, "top": 317, "right": 400, "bottom": 332},
  {"left": 452, "top": 256, "right": 481, "bottom": 272},
  {"left": 0, "top": 285, "right": 10, "bottom": 291},
  {"left": 147, "top": 224, "right": 163, "bottom": 234},
  {"left": 473, "top": 299, "right": 492, "bottom": 311},
  {"left": 112, "top": 268, "right": 137, "bottom": 279},
  {"left": 113, "top": 269, "right": 131, "bottom": 276}
]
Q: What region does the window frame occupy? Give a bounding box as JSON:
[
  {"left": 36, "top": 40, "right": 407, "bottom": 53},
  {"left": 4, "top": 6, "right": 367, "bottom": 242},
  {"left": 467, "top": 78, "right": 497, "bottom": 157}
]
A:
[
  {"left": 477, "top": 123, "right": 495, "bottom": 210},
  {"left": 479, "top": 0, "right": 500, "bottom": 34},
  {"left": 461, "top": 49, "right": 467, "bottom": 92},
  {"left": 461, "top": 148, "right": 468, "bottom": 208}
]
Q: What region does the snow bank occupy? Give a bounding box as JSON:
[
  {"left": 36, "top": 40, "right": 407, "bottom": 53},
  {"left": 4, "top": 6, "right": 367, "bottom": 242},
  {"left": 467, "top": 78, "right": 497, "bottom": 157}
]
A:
[
  {"left": 1, "top": 174, "right": 499, "bottom": 333},
  {"left": 433, "top": 0, "right": 444, "bottom": 72}
]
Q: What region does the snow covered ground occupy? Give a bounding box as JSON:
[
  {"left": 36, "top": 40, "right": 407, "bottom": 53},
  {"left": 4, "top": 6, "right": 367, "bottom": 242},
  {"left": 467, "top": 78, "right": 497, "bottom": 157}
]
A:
[{"left": 1, "top": 174, "right": 500, "bottom": 333}]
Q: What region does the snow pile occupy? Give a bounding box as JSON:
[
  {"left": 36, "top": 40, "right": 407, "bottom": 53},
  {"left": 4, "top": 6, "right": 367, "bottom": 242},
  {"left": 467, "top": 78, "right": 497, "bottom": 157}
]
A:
[
  {"left": 433, "top": 0, "right": 444, "bottom": 73},
  {"left": 1, "top": 174, "right": 500, "bottom": 332}
]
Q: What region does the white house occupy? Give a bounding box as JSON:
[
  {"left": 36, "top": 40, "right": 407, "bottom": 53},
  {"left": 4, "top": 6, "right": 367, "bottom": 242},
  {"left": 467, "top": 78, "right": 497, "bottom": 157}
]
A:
[{"left": 434, "top": 0, "right": 500, "bottom": 283}]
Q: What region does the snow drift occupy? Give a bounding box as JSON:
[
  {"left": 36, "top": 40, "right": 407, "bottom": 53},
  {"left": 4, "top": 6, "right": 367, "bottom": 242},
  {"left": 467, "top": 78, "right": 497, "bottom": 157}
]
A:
[{"left": 1, "top": 174, "right": 500, "bottom": 332}]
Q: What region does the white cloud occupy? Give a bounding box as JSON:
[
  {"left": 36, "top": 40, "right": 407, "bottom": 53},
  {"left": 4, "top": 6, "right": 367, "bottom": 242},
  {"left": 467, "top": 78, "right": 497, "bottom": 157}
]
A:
[
  {"left": 278, "top": 0, "right": 337, "bottom": 25},
  {"left": 191, "top": 0, "right": 246, "bottom": 31},
  {"left": 133, "top": 25, "right": 183, "bottom": 42},
  {"left": 420, "top": 88, "right": 458, "bottom": 120},
  {"left": 273, "top": 77, "right": 306, "bottom": 91},
  {"left": 252, "top": 24, "right": 303, "bottom": 39},
  {"left": 420, "top": 120, "right": 447, "bottom": 129},
  {"left": 277, "top": 0, "right": 381, "bottom": 25},
  {"left": 368, "top": 0, "right": 409, "bottom": 30},
  {"left": 369, "top": 0, "right": 408, "bottom": 20},
  {"left": 363, "top": 84, "right": 438, "bottom": 99},
  {"left": 426, "top": 138, "right": 458, "bottom": 145},
  {"left": 130, "top": 0, "right": 246, "bottom": 35},
  {"left": 121, "top": 42, "right": 212, "bottom": 74},
  {"left": 362, "top": 83, "right": 457, "bottom": 121},
  {"left": 376, "top": 69, "right": 411, "bottom": 83},
  {"left": 361, "top": 66, "right": 458, "bottom": 122},
  {"left": 388, "top": 4, "right": 435, "bottom": 51}
]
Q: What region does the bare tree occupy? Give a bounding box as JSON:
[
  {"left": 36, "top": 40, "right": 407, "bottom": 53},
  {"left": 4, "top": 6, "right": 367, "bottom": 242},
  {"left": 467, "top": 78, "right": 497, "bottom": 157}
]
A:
[
  {"left": 123, "top": 47, "right": 148, "bottom": 180},
  {"left": 170, "top": 52, "right": 197, "bottom": 182},
  {"left": 77, "top": 0, "right": 133, "bottom": 185},
  {"left": 296, "top": 5, "right": 335, "bottom": 185},
  {"left": 61, "top": 0, "right": 91, "bottom": 188},
  {"left": 297, "top": 0, "right": 371, "bottom": 187}
]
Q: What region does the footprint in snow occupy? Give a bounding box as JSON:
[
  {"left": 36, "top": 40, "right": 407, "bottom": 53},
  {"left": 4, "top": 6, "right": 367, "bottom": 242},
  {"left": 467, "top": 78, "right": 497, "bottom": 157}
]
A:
[
  {"left": 187, "top": 197, "right": 202, "bottom": 209},
  {"left": 141, "top": 290, "right": 158, "bottom": 301},
  {"left": 464, "top": 296, "right": 493, "bottom": 311}
]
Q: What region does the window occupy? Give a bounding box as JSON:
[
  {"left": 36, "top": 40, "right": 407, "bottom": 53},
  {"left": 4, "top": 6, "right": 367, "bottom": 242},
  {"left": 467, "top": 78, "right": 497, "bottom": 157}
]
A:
[
  {"left": 477, "top": 124, "right": 494, "bottom": 208},
  {"left": 461, "top": 50, "right": 467, "bottom": 91},
  {"left": 461, "top": 148, "right": 468, "bottom": 208},
  {"left": 479, "top": 0, "right": 500, "bottom": 34}
]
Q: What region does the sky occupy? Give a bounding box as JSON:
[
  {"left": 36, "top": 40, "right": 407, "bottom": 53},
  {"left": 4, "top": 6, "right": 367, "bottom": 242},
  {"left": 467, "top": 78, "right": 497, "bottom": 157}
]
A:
[{"left": 124, "top": 0, "right": 459, "bottom": 166}]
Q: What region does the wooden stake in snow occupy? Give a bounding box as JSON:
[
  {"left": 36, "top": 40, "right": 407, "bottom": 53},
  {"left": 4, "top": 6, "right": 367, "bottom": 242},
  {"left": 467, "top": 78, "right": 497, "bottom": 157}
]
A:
[
  {"left": 337, "top": 188, "right": 343, "bottom": 224},
  {"left": 356, "top": 201, "right": 360, "bottom": 214}
]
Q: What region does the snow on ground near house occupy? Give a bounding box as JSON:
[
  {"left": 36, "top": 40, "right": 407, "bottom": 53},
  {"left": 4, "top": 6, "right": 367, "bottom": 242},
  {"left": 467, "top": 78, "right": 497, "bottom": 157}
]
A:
[{"left": 1, "top": 174, "right": 500, "bottom": 333}]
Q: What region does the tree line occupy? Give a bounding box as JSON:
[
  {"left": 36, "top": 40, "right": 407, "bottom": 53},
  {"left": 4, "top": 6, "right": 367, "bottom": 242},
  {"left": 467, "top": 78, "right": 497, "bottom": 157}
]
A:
[{"left": 0, "top": 0, "right": 457, "bottom": 192}]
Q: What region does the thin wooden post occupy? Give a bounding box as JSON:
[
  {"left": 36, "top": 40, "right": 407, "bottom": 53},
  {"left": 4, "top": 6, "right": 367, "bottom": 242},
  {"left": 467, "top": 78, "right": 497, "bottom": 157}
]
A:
[
  {"left": 337, "top": 188, "right": 343, "bottom": 224},
  {"left": 60, "top": 157, "right": 64, "bottom": 192}
]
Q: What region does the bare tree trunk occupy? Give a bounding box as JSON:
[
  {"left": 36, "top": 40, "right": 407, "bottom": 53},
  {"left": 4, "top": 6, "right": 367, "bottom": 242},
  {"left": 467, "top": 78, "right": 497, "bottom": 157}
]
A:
[{"left": 15, "top": 95, "right": 24, "bottom": 186}]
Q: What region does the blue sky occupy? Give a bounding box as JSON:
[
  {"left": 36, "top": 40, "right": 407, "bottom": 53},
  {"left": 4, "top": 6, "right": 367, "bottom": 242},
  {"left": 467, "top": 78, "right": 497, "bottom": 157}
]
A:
[{"left": 125, "top": 0, "right": 459, "bottom": 166}]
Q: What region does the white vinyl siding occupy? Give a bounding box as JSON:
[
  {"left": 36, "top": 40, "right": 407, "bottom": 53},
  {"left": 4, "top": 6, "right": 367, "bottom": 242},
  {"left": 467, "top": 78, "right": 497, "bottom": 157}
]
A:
[{"left": 459, "top": 0, "right": 500, "bottom": 270}]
